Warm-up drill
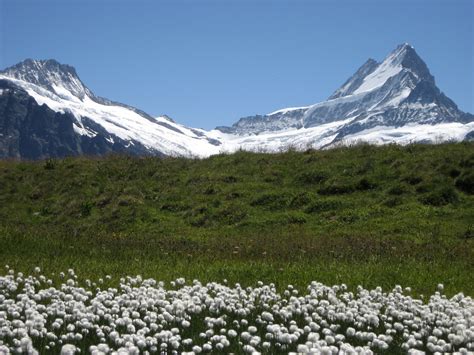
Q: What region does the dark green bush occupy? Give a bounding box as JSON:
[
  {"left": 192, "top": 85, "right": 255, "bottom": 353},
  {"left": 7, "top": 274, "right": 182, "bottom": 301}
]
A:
[
  {"left": 455, "top": 172, "right": 474, "bottom": 194},
  {"left": 416, "top": 183, "right": 432, "bottom": 194},
  {"left": 403, "top": 175, "right": 423, "bottom": 185},
  {"left": 355, "top": 177, "right": 377, "bottom": 191},
  {"left": 289, "top": 192, "right": 313, "bottom": 208},
  {"left": 285, "top": 212, "right": 307, "bottom": 224},
  {"left": 215, "top": 204, "right": 247, "bottom": 225},
  {"left": 80, "top": 201, "right": 93, "bottom": 217},
  {"left": 449, "top": 168, "right": 462, "bottom": 178},
  {"left": 161, "top": 202, "right": 189, "bottom": 212},
  {"left": 186, "top": 206, "right": 210, "bottom": 227},
  {"left": 460, "top": 226, "right": 474, "bottom": 239},
  {"left": 203, "top": 185, "right": 217, "bottom": 195},
  {"left": 43, "top": 159, "right": 56, "bottom": 170},
  {"left": 339, "top": 212, "right": 360, "bottom": 224},
  {"left": 382, "top": 196, "right": 404, "bottom": 208},
  {"left": 319, "top": 181, "right": 355, "bottom": 195},
  {"left": 460, "top": 155, "right": 474, "bottom": 168},
  {"left": 420, "top": 186, "right": 459, "bottom": 206},
  {"left": 250, "top": 193, "right": 289, "bottom": 210},
  {"left": 297, "top": 170, "right": 328, "bottom": 184},
  {"left": 226, "top": 191, "right": 243, "bottom": 200},
  {"left": 305, "top": 199, "right": 341, "bottom": 213},
  {"left": 387, "top": 185, "right": 407, "bottom": 195},
  {"left": 222, "top": 175, "right": 238, "bottom": 183}
]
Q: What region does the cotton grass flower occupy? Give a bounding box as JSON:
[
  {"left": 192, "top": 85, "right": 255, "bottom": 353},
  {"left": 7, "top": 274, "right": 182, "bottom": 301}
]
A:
[{"left": 0, "top": 268, "right": 473, "bottom": 353}]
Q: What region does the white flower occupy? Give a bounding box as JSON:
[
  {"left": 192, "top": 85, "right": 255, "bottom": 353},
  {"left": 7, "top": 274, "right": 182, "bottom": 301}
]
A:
[{"left": 60, "top": 344, "right": 77, "bottom": 355}]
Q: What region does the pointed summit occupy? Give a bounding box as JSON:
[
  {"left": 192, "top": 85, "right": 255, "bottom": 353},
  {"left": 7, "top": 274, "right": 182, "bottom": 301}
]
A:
[
  {"left": 0, "top": 59, "right": 92, "bottom": 100},
  {"left": 329, "top": 43, "right": 434, "bottom": 100},
  {"left": 398, "top": 45, "right": 435, "bottom": 84}
]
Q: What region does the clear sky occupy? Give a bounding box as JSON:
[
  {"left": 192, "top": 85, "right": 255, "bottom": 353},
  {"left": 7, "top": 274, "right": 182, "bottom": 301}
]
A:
[{"left": 0, "top": 0, "right": 472, "bottom": 129}]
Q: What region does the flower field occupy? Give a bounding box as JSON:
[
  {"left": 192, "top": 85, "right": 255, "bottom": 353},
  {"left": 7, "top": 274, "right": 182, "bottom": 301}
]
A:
[{"left": 1, "top": 267, "right": 473, "bottom": 354}]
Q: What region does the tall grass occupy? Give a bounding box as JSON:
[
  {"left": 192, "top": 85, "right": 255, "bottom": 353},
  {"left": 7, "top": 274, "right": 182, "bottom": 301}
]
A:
[{"left": 0, "top": 142, "right": 473, "bottom": 295}]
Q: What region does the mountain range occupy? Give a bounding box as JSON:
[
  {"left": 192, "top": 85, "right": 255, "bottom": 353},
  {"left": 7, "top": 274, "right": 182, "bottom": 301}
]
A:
[{"left": 1, "top": 43, "right": 472, "bottom": 159}]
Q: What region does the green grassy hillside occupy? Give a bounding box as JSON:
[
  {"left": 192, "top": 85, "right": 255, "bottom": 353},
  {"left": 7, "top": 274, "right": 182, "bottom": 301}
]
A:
[{"left": 1, "top": 143, "right": 473, "bottom": 295}]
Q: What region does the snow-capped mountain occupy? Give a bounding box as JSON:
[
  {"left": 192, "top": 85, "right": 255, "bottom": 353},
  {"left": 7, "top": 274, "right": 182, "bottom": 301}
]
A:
[
  {"left": 216, "top": 43, "right": 473, "bottom": 150},
  {"left": 0, "top": 44, "right": 472, "bottom": 159},
  {"left": 0, "top": 59, "right": 221, "bottom": 159}
]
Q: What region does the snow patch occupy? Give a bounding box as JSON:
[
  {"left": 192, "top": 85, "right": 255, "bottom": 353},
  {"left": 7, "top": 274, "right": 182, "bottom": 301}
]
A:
[
  {"left": 268, "top": 106, "right": 309, "bottom": 116},
  {"left": 342, "top": 122, "right": 474, "bottom": 145}
]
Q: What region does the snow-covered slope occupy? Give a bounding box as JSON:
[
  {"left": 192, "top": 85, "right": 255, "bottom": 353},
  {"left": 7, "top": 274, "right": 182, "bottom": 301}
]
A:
[
  {"left": 0, "top": 44, "right": 472, "bottom": 159},
  {"left": 217, "top": 43, "right": 473, "bottom": 150},
  {"left": 0, "top": 59, "right": 221, "bottom": 158}
]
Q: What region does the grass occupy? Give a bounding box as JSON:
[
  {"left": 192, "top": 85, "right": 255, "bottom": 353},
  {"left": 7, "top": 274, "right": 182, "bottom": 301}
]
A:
[{"left": 0, "top": 142, "right": 473, "bottom": 296}]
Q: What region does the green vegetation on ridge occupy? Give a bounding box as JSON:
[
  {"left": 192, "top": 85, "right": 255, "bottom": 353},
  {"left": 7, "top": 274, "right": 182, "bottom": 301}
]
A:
[{"left": 0, "top": 143, "right": 473, "bottom": 295}]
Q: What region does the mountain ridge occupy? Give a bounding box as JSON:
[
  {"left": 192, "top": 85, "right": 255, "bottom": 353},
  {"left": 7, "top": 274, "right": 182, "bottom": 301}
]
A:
[
  {"left": 0, "top": 44, "right": 473, "bottom": 159},
  {"left": 215, "top": 43, "right": 473, "bottom": 149}
]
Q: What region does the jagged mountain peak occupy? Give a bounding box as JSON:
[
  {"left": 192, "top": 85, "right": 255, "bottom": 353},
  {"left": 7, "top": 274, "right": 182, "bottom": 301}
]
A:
[
  {"left": 329, "top": 43, "right": 433, "bottom": 100},
  {"left": 216, "top": 43, "right": 472, "bottom": 143},
  {"left": 0, "top": 58, "right": 92, "bottom": 100},
  {"left": 2, "top": 58, "right": 79, "bottom": 81}
]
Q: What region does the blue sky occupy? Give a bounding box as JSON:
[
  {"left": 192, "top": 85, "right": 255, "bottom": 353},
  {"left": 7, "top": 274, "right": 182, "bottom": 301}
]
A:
[{"left": 1, "top": 0, "right": 472, "bottom": 129}]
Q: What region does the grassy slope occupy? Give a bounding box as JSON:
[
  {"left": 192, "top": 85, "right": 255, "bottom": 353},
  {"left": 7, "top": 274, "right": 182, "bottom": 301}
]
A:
[{"left": 0, "top": 143, "right": 473, "bottom": 295}]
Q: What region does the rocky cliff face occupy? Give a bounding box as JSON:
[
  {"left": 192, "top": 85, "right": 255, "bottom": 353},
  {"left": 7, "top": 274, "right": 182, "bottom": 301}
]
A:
[
  {"left": 0, "top": 59, "right": 221, "bottom": 159},
  {"left": 0, "top": 79, "right": 155, "bottom": 159}
]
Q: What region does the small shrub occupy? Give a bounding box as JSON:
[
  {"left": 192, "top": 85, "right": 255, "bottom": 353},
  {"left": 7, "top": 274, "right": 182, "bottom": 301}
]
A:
[
  {"left": 319, "top": 181, "right": 354, "bottom": 195},
  {"left": 420, "top": 186, "right": 459, "bottom": 206},
  {"left": 390, "top": 159, "right": 403, "bottom": 169},
  {"left": 355, "top": 159, "right": 374, "bottom": 175},
  {"left": 186, "top": 176, "right": 209, "bottom": 185},
  {"left": 455, "top": 172, "right": 474, "bottom": 194},
  {"left": 416, "top": 183, "right": 431, "bottom": 194},
  {"left": 437, "top": 163, "right": 462, "bottom": 179},
  {"left": 118, "top": 195, "right": 142, "bottom": 207},
  {"left": 96, "top": 196, "right": 111, "bottom": 208},
  {"left": 355, "top": 177, "right": 377, "bottom": 191},
  {"left": 387, "top": 184, "right": 408, "bottom": 196},
  {"left": 382, "top": 196, "right": 404, "bottom": 208},
  {"left": 289, "top": 192, "right": 313, "bottom": 208},
  {"left": 226, "top": 191, "right": 243, "bottom": 200},
  {"left": 40, "top": 206, "right": 51, "bottom": 216},
  {"left": 222, "top": 175, "right": 238, "bottom": 183},
  {"left": 250, "top": 193, "right": 289, "bottom": 210},
  {"left": 215, "top": 204, "right": 247, "bottom": 225},
  {"left": 285, "top": 212, "right": 307, "bottom": 224},
  {"left": 188, "top": 215, "right": 209, "bottom": 227},
  {"left": 263, "top": 170, "right": 283, "bottom": 183},
  {"left": 403, "top": 175, "right": 423, "bottom": 185},
  {"left": 43, "top": 159, "right": 56, "bottom": 170},
  {"left": 305, "top": 199, "right": 341, "bottom": 213},
  {"left": 460, "top": 226, "right": 474, "bottom": 239},
  {"left": 297, "top": 170, "right": 328, "bottom": 185},
  {"left": 186, "top": 206, "right": 210, "bottom": 227},
  {"left": 161, "top": 202, "right": 189, "bottom": 212},
  {"left": 29, "top": 190, "right": 42, "bottom": 200},
  {"left": 80, "top": 201, "right": 93, "bottom": 217},
  {"left": 460, "top": 155, "right": 474, "bottom": 168},
  {"left": 203, "top": 185, "right": 217, "bottom": 195},
  {"left": 449, "top": 168, "right": 462, "bottom": 178},
  {"left": 339, "top": 212, "right": 360, "bottom": 224}
]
